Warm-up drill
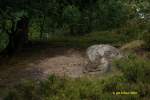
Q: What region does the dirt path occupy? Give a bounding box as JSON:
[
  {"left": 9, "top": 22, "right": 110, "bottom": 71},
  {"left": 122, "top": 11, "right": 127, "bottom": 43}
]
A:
[{"left": 0, "top": 47, "right": 88, "bottom": 87}]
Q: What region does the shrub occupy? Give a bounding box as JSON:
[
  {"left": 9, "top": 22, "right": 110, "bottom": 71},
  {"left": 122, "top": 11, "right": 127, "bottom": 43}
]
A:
[
  {"left": 4, "top": 74, "right": 149, "bottom": 100},
  {"left": 114, "top": 54, "right": 150, "bottom": 83},
  {"left": 4, "top": 76, "right": 103, "bottom": 100}
]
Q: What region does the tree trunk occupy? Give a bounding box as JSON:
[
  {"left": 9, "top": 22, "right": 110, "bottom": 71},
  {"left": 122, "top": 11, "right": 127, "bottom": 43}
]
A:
[
  {"left": 40, "top": 15, "right": 46, "bottom": 39},
  {"left": 1, "top": 16, "right": 29, "bottom": 56},
  {"left": 14, "top": 16, "right": 29, "bottom": 49}
]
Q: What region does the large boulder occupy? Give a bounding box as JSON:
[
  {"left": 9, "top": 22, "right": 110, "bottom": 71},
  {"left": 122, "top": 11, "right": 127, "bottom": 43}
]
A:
[{"left": 85, "top": 44, "right": 122, "bottom": 73}]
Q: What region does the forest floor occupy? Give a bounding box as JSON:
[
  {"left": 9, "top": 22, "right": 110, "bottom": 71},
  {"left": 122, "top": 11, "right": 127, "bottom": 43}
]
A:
[
  {"left": 0, "top": 46, "right": 88, "bottom": 98},
  {"left": 0, "top": 46, "right": 87, "bottom": 87},
  {"left": 0, "top": 41, "right": 148, "bottom": 98},
  {"left": 0, "top": 44, "right": 120, "bottom": 89}
]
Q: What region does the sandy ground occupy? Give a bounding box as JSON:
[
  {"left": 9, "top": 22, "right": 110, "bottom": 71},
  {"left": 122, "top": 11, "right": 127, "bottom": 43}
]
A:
[
  {"left": 0, "top": 46, "right": 123, "bottom": 99},
  {"left": 0, "top": 47, "right": 88, "bottom": 87}
]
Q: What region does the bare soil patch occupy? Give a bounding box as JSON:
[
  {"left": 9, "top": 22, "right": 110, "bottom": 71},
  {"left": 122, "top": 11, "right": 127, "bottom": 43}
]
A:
[{"left": 0, "top": 47, "right": 88, "bottom": 87}]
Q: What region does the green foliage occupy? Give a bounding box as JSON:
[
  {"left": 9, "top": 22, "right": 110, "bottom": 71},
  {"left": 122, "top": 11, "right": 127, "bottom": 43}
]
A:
[
  {"left": 0, "top": 32, "right": 8, "bottom": 51},
  {"left": 4, "top": 80, "right": 40, "bottom": 100},
  {"left": 63, "top": 5, "right": 81, "bottom": 25},
  {"left": 103, "top": 76, "right": 126, "bottom": 92},
  {"left": 102, "top": 76, "right": 140, "bottom": 100},
  {"left": 4, "top": 76, "right": 103, "bottom": 100},
  {"left": 0, "top": 0, "right": 134, "bottom": 43},
  {"left": 110, "top": 55, "right": 150, "bottom": 99},
  {"left": 114, "top": 54, "right": 150, "bottom": 83},
  {"left": 95, "top": 0, "right": 127, "bottom": 30},
  {"left": 62, "top": 5, "right": 81, "bottom": 35},
  {"left": 5, "top": 73, "right": 150, "bottom": 100}
]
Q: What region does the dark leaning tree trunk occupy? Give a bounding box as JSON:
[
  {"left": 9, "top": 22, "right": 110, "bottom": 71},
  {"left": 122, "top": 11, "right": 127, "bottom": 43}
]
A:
[
  {"left": 1, "top": 16, "right": 29, "bottom": 56},
  {"left": 40, "top": 15, "right": 46, "bottom": 39},
  {"left": 14, "top": 16, "right": 29, "bottom": 49}
]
